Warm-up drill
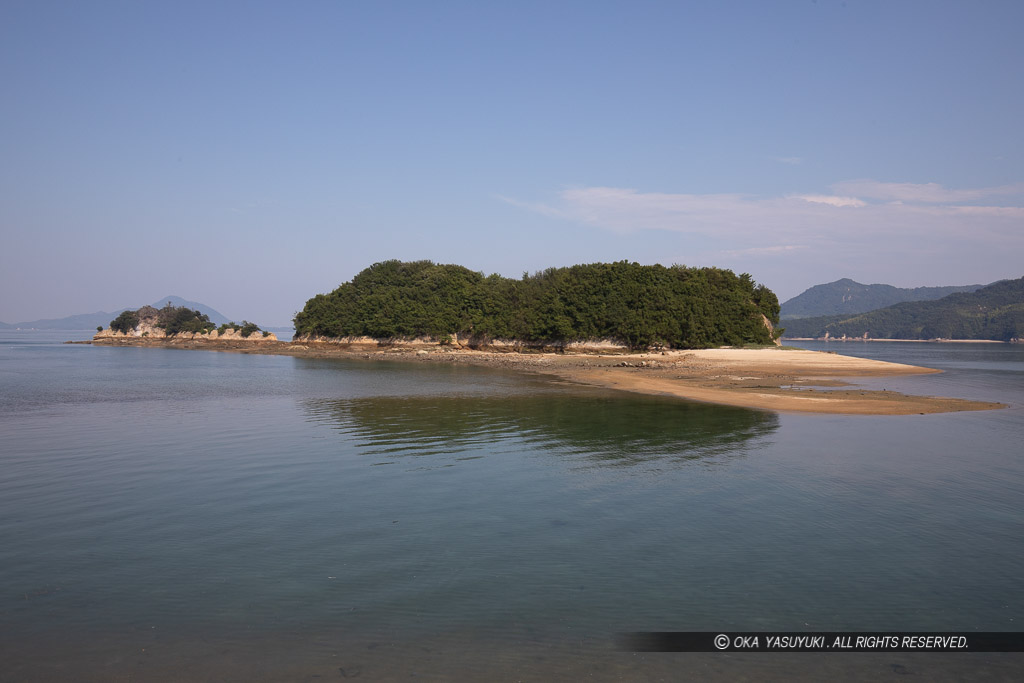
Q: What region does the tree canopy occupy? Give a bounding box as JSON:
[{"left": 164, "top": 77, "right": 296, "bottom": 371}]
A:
[
  {"left": 156, "top": 304, "right": 216, "bottom": 335},
  {"left": 110, "top": 310, "right": 139, "bottom": 334},
  {"left": 294, "top": 260, "right": 781, "bottom": 349},
  {"left": 108, "top": 304, "right": 222, "bottom": 335}
]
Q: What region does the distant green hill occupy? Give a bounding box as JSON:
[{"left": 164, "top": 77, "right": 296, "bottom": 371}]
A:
[
  {"left": 781, "top": 277, "right": 1024, "bottom": 341},
  {"left": 780, "top": 278, "right": 985, "bottom": 319},
  {"left": 294, "top": 260, "right": 781, "bottom": 349}
]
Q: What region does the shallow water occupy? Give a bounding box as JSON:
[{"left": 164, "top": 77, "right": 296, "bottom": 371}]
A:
[{"left": 1, "top": 332, "right": 1022, "bottom": 680}]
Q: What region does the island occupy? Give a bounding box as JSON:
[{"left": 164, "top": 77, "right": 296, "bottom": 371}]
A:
[
  {"left": 293, "top": 260, "right": 783, "bottom": 349},
  {"left": 83, "top": 262, "right": 1005, "bottom": 415},
  {"left": 92, "top": 303, "right": 277, "bottom": 344}
]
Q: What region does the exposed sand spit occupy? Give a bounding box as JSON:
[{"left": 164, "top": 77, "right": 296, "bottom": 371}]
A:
[{"left": 84, "top": 339, "right": 1006, "bottom": 415}]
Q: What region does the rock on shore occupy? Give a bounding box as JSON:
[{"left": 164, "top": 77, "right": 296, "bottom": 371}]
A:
[{"left": 94, "top": 326, "right": 277, "bottom": 342}]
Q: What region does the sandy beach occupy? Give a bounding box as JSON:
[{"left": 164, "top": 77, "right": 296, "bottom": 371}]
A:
[{"left": 85, "top": 338, "right": 1006, "bottom": 415}]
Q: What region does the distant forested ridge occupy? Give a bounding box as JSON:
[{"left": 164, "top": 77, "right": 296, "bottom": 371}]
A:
[
  {"left": 294, "top": 260, "right": 781, "bottom": 349},
  {"left": 780, "top": 278, "right": 986, "bottom": 319},
  {"left": 781, "top": 277, "right": 1024, "bottom": 341}
]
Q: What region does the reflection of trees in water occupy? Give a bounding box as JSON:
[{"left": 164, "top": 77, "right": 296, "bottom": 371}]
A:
[{"left": 302, "top": 393, "right": 778, "bottom": 469}]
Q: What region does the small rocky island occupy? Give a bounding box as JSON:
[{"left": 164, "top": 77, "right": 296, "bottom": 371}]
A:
[{"left": 93, "top": 303, "right": 277, "bottom": 343}]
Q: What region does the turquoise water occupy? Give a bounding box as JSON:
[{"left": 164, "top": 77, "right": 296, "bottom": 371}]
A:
[{"left": 1, "top": 332, "right": 1022, "bottom": 681}]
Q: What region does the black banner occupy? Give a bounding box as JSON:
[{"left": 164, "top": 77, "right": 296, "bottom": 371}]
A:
[{"left": 618, "top": 632, "right": 1024, "bottom": 652}]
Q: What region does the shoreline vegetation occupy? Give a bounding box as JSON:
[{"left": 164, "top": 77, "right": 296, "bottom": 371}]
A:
[{"left": 82, "top": 336, "right": 1005, "bottom": 415}]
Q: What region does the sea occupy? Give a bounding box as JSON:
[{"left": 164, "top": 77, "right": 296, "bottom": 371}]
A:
[{"left": 1, "top": 331, "right": 1022, "bottom": 682}]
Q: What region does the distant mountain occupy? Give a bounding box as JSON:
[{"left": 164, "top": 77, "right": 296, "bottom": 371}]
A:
[
  {"left": 148, "top": 296, "right": 231, "bottom": 326},
  {"left": 1, "top": 309, "right": 132, "bottom": 331},
  {"left": 2, "top": 296, "right": 231, "bottom": 330},
  {"left": 781, "top": 277, "right": 1024, "bottom": 341},
  {"left": 780, "top": 278, "right": 986, "bottom": 320}
]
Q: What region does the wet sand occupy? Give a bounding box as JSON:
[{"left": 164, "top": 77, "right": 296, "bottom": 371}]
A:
[{"left": 85, "top": 338, "right": 1006, "bottom": 415}]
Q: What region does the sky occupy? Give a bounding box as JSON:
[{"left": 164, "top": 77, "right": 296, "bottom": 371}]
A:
[{"left": 2, "top": 0, "right": 1022, "bottom": 326}]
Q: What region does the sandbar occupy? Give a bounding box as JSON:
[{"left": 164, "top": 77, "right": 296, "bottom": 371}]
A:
[{"left": 84, "top": 338, "right": 1006, "bottom": 415}]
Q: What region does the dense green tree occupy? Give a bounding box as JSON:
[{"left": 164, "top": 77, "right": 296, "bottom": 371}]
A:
[
  {"left": 294, "top": 260, "right": 781, "bottom": 349},
  {"left": 110, "top": 310, "right": 139, "bottom": 334},
  {"left": 158, "top": 305, "right": 215, "bottom": 335}
]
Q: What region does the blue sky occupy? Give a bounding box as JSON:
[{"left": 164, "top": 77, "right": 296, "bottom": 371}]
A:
[{"left": 2, "top": 0, "right": 1022, "bottom": 326}]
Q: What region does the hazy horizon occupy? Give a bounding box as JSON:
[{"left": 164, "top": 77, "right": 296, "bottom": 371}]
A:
[{"left": 3, "top": 1, "right": 1022, "bottom": 327}]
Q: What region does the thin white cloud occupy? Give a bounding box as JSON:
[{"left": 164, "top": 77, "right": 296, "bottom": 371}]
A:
[
  {"left": 498, "top": 180, "right": 1024, "bottom": 301},
  {"left": 504, "top": 182, "right": 1024, "bottom": 257},
  {"left": 776, "top": 156, "right": 803, "bottom": 165},
  {"left": 494, "top": 193, "right": 567, "bottom": 219},
  {"left": 792, "top": 194, "right": 866, "bottom": 208},
  {"left": 830, "top": 179, "right": 1024, "bottom": 204},
  {"left": 555, "top": 187, "right": 756, "bottom": 235},
  {"left": 946, "top": 205, "right": 1024, "bottom": 217},
  {"left": 722, "top": 245, "right": 808, "bottom": 257}
]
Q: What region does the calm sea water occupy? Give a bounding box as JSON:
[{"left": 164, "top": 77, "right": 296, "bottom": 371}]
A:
[{"left": 1, "top": 332, "right": 1022, "bottom": 681}]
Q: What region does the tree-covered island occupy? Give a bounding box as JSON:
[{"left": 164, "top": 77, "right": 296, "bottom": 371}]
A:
[
  {"left": 294, "top": 260, "right": 781, "bottom": 349},
  {"left": 98, "top": 303, "right": 275, "bottom": 340}
]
